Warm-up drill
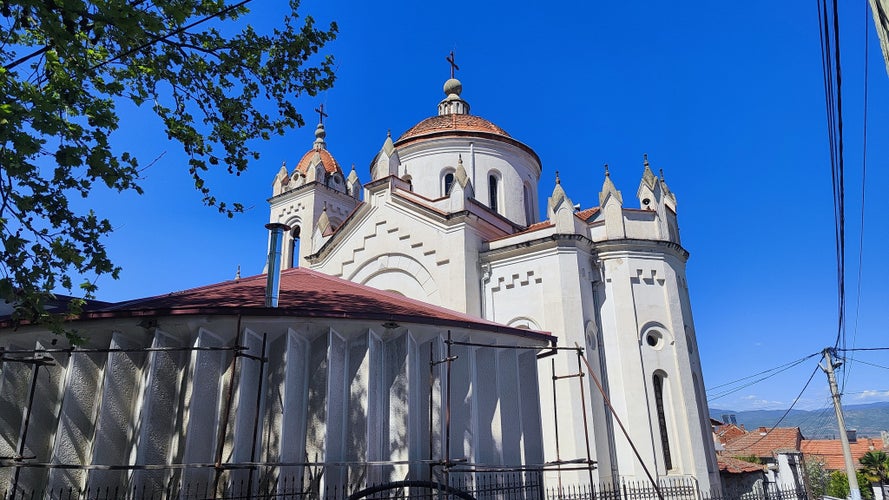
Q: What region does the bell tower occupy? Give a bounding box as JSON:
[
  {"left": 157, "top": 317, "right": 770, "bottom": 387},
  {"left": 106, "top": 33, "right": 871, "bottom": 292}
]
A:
[{"left": 269, "top": 106, "right": 361, "bottom": 269}]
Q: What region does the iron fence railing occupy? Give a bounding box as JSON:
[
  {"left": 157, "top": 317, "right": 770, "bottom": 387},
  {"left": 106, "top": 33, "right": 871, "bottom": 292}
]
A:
[{"left": 0, "top": 467, "right": 809, "bottom": 500}]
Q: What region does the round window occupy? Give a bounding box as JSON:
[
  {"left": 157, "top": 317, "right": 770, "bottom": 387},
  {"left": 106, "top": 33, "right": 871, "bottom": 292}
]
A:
[{"left": 645, "top": 330, "right": 664, "bottom": 349}]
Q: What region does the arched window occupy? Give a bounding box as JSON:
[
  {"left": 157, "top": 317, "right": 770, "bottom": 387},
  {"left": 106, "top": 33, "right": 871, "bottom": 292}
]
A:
[
  {"left": 289, "top": 225, "right": 301, "bottom": 268},
  {"left": 653, "top": 373, "right": 672, "bottom": 470},
  {"left": 489, "top": 174, "right": 499, "bottom": 212},
  {"left": 443, "top": 172, "right": 455, "bottom": 195},
  {"left": 523, "top": 182, "right": 534, "bottom": 224}
]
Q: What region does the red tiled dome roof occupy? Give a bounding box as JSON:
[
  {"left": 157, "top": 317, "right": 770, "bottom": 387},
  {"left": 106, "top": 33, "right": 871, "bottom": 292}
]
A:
[
  {"left": 294, "top": 148, "right": 341, "bottom": 175},
  {"left": 396, "top": 114, "right": 510, "bottom": 143}
]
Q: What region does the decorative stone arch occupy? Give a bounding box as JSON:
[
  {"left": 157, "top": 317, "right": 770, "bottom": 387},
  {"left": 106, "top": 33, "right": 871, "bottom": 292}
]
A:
[
  {"left": 349, "top": 253, "right": 441, "bottom": 305},
  {"left": 440, "top": 167, "right": 456, "bottom": 196},
  {"left": 523, "top": 180, "right": 535, "bottom": 225},
  {"left": 487, "top": 169, "right": 503, "bottom": 213},
  {"left": 651, "top": 368, "right": 675, "bottom": 471},
  {"left": 506, "top": 316, "right": 541, "bottom": 331},
  {"left": 284, "top": 216, "right": 302, "bottom": 269}
]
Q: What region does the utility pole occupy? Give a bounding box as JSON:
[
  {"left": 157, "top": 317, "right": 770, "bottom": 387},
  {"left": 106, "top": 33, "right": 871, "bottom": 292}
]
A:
[{"left": 820, "top": 348, "right": 861, "bottom": 500}]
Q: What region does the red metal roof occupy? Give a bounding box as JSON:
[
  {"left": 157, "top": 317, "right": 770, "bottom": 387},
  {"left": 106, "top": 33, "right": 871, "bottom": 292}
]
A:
[{"left": 82, "top": 268, "right": 552, "bottom": 340}]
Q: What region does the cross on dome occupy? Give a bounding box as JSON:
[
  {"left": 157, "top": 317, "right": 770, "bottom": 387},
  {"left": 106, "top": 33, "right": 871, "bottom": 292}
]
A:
[
  {"left": 315, "top": 104, "right": 328, "bottom": 125},
  {"left": 446, "top": 51, "right": 459, "bottom": 79}
]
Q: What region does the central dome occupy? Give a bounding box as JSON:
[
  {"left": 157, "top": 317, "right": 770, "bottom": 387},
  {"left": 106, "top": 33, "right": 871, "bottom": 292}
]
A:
[{"left": 396, "top": 114, "right": 511, "bottom": 144}]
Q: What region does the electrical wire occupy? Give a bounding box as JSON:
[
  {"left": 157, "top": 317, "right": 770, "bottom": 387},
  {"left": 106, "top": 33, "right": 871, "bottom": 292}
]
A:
[
  {"left": 846, "top": 358, "right": 889, "bottom": 371},
  {"left": 706, "top": 353, "right": 819, "bottom": 402},
  {"left": 846, "top": 0, "right": 871, "bottom": 393},
  {"left": 817, "top": 0, "right": 847, "bottom": 358},
  {"left": 728, "top": 363, "right": 821, "bottom": 452}
]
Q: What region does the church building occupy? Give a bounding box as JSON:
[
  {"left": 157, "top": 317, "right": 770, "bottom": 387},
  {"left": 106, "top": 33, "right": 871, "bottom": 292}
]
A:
[
  {"left": 270, "top": 68, "right": 720, "bottom": 491},
  {"left": 0, "top": 63, "right": 720, "bottom": 498}
]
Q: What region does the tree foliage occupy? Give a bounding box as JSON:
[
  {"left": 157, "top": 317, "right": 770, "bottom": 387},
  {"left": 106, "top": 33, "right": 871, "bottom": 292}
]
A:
[
  {"left": 860, "top": 451, "right": 889, "bottom": 485},
  {"left": 825, "top": 469, "right": 875, "bottom": 500},
  {"left": 0, "top": 0, "right": 336, "bottom": 332},
  {"left": 805, "top": 456, "right": 830, "bottom": 499}
]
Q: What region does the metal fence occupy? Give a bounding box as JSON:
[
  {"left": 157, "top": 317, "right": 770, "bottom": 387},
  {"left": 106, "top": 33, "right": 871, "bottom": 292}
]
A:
[
  {"left": 545, "top": 477, "right": 807, "bottom": 500},
  {"left": 0, "top": 469, "right": 809, "bottom": 500}
]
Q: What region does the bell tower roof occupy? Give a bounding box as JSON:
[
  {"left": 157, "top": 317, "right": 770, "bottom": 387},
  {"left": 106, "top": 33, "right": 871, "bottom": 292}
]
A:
[{"left": 294, "top": 105, "right": 343, "bottom": 176}]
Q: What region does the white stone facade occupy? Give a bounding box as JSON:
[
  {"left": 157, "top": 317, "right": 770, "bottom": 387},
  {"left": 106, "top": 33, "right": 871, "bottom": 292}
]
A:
[{"left": 270, "top": 77, "right": 721, "bottom": 491}]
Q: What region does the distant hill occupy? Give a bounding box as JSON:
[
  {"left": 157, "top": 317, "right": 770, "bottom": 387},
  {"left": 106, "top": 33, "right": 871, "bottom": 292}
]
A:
[{"left": 711, "top": 402, "right": 889, "bottom": 439}]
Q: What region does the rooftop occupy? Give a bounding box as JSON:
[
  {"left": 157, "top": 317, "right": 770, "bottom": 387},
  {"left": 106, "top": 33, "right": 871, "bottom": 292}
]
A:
[
  {"left": 722, "top": 427, "right": 803, "bottom": 458},
  {"left": 801, "top": 437, "right": 888, "bottom": 471},
  {"left": 47, "top": 268, "right": 552, "bottom": 341}
]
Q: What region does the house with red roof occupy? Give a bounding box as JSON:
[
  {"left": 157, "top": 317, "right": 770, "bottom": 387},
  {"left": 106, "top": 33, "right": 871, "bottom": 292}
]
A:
[
  {"left": 716, "top": 426, "right": 807, "bottom": 497},
  {"left": 801, "top": 432, "right": 889, "bottom": 471}
]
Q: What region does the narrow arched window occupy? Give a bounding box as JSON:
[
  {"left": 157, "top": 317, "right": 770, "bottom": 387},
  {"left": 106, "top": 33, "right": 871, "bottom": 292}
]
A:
[
  {"left": 653, "top": 373, "right": 672, "bottom": 470},
  {"left": 443, "top": 172, "right": 455, "bottom": 195},
  {"left": 523, "top": 183, "right": 534, "bottom": 224},
  {"left": 289, "top": 226, "right": 301, "bottom": 268},
  {"left": 489, "top": 175, "right": 499, "bottom": 212}
]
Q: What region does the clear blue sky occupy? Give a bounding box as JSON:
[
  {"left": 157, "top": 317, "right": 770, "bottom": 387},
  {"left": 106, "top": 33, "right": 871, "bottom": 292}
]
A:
[{"left": 79, "top": 1, "right": 889, "bottom": 422}]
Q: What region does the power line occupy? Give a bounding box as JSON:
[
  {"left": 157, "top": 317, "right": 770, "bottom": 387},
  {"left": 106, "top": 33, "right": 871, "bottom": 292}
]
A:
[
  {"left": 846, "top": 358, "right": 889, "bottom": 371},
  {"left": 846, "top": 0, "right": 872, "bottom": 394},
  {"left": 728, "top": 363, "right": 821, "bottom": 453},
  {"left": 706, "top": 353, "right": 819, "bottom": 402},
  {"left": 817, "top": 0, "right": 847, "bottom": 356}
]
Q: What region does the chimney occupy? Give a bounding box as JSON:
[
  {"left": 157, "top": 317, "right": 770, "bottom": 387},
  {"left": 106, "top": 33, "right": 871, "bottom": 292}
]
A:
[
  {"left": 265, "top": 223, "right": 291, "bottom": 307},
  {"left": 847, "top": 429, "right": 857, "bottom": 443},
  {"left": 759, "top": 426, "right": 768, "bottom": 436}
]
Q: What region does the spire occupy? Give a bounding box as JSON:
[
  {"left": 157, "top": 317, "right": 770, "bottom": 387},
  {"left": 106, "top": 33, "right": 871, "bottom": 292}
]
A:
[
  {"left": 381, "top": 129, "right": 396, "bottom": 157},
  {"left": 454, "top": 153, "right": 470, "bottom": 188},
  {"left": 372, "top": 130, "right": 400, "bottom": 180},
  {"left": 599, "top": 164, "right": 623, "bottom": 205},
  {"left": 313, "top": 104, "right": 328, "bottom": 150},
  {"left": 347, "top": 163, "right": 362, "bottom": 198},
  {"left": 347, "top": 163, "right": 359, "bottom": 184},
  {"left": 313, "top": 122, "right": 326, "bottom": 150},
  {"left": 316, "top": 204, "right": 330, "bottom": 234},
  {"left": 550, "top": 170, "right": 567, "bottom": 207},
  {"left": 235, "top": 264, "right": 241, "bottom": 281},
  {"left": 439, "top": 51, "right": 470, "bottom": 116},
  {"left": 641, "top": 153, "right": 657, "bottom": 189},
  {"left": 659, "top": 167, "right": 677, "bottom": 209},
  {"left": 547, "top": 170, "right": 577, "bottom": 231}
]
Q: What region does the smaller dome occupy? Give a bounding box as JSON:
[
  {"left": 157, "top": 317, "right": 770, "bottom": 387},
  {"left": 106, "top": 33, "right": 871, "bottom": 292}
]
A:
[
  {"left": 443, "top": 78, "right": 462, "bottom": 96},
  {"left": 294, "top": 148, "right": 342, "bottom": 175}
]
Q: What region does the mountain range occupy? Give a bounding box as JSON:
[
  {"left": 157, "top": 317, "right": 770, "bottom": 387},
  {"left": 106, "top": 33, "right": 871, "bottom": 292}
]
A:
[{"left": 710, "top": 402, "right": 889, "bottom": 439}]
